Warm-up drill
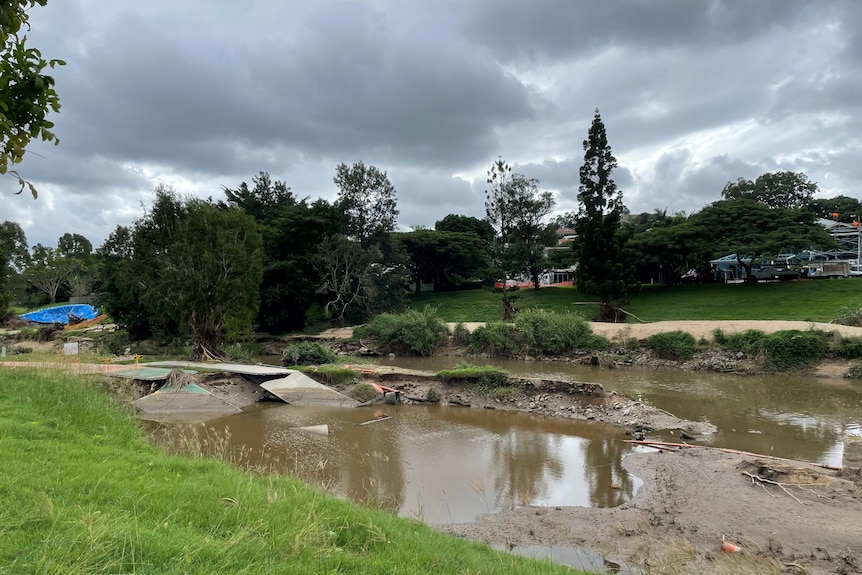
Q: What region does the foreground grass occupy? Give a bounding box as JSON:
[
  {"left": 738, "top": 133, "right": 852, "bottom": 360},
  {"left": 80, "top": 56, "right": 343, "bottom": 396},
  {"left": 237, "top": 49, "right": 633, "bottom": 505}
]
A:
[
  {"left": 407, "top": 280, "right": 862, "bottom": 323},
  {"left": 0, "top": 369, "right": 578, "bottom": 575}
]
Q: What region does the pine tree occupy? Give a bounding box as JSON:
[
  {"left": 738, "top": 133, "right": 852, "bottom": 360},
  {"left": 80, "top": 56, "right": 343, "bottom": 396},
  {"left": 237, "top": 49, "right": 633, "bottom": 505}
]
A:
[{"left": 573, "top": 109, "right": 631, "bottom": 320}]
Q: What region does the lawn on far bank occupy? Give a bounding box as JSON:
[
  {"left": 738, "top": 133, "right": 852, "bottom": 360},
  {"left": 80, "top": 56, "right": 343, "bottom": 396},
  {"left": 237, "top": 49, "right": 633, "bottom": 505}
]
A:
[
  {"left": 0, "top": 369, "right": 578, "bottom": 575},
  {"left": 405, "top": 279, "right": 862, "bottom": 323}
]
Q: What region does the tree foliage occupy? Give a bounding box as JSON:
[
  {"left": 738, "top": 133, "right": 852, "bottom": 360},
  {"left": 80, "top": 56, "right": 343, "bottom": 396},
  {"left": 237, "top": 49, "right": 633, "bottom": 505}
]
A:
[
  {"left": 334, "top": 162, "right": 398, "bottom": 249},
  {"left": 223, "top": 172, "right": 341, "bottom": 333},
  {"left": 690, "top": 199, "right": 837, "bottom": 280},
  {"left": 720, "top": 171, "right": 818, "bottom": 210},
  {"left": 573, "top": 109, "right": 632, "bottom": 314},
  {"left": 396, "top": 229, "right": 489, "bottom": 294},
  {"left": 1, "top": 0, "right": 65, "bottom": 197},
  {"left": 100, "top": 186, "right": 263, "bottom": 359},
  {"left": 808, "top": 195, "right": 862, "bottom": 223},
  {"left": 435, "top": 214, "right": 495, "bottom": 243},
  {"left": 0, "top": 220, "right": 27, "bottom": 314},
  {"left": 25, "top": 243, "right": 77, "bottom": 303}
]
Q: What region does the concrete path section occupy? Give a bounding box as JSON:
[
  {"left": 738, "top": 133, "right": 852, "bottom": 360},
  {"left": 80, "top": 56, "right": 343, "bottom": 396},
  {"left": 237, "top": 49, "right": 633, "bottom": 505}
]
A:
[
  {"left": 144, "top": 361, "right": 291, "bottom": 376},
  {"left": 132, "top": 383, "right": 242, "bottom": 414},
  {"left": 260, "top": 371, "right": 358, "bottom": 408}
]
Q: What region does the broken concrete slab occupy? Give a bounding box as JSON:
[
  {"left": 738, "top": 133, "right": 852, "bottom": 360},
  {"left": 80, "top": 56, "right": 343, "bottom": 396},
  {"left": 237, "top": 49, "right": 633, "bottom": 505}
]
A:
[
  {"left": 144, "top": 361, "right": 290, "bottom": 376},
  {"left": 132, "top": 369, "right": 242, "bottom": 415},
  {"left": 260, "top": 371, "right": 358, "bottom": 408}
]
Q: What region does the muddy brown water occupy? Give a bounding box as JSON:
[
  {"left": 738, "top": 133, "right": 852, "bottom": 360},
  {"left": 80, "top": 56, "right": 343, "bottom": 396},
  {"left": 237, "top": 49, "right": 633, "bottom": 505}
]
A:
[{"left": 143, "top": 357, "right": 862, "bottom": 528}]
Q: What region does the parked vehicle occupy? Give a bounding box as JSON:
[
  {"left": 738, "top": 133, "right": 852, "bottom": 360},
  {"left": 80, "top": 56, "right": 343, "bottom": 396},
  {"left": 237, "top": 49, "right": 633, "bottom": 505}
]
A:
[
  {"left": 751, "top": 266, "right": 800, "bottom": 281},
  {"left": 807, "top": 261, "right": 850, "bottom": 278}
]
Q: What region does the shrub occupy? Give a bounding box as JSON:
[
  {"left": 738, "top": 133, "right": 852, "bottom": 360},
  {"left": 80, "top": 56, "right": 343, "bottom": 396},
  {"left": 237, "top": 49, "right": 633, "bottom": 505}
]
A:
[
  {"left": 223, "top": 342, "right": 261, "bottom": 364},
  {"left": 437, "top": 364, "right": 509, "bottom": 388},
  {"left": 645, "top": 330, "right": 696, "bottom": 360},
  {"left": 513, "top": 309, "right": 598, "bottom": 356},
  {"left": 365, "top": 306, "right": 447, "bottom": 356},
  {"left": 838, "top": 337, "right": 862, "bottom": 360},
  {"left": 282, "top": 341, "right": 337, "bottom": 366},
  {"left": 712, "top": 328, "right": 727, "bottom": 345},
  {"left": 468, "top": 311, "right": 607, "bottom": 358},
  {"left": 720, "top": 329, "right": 767, "bottom": 356},
  {"left": 467, "top": 322, "right": 521, "bottom": 357},
  {"left": 834, "top": 305, "right": 862, "bottom": 327},
  {"left": 349, "top": 382, "right": 380, "bottom": 403},
  {"left": 451, "top": 322, "right": 470, "bottom": 346},
  {"left": 762, "top": 330, "right": 827, "bottom": 370}
]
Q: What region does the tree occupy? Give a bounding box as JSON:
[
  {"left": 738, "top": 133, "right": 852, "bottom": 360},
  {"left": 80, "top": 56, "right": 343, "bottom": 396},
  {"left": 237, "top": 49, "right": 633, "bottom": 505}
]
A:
[
  {"left": 222, "top": 171, "right": 295, "bottom": 221},
  {"left": 434, "top": 214, "right": 495, "bottom": 243},
  {"left": 690, "top": 199, "right": 837, "bottom": 281},
  {"left": 0, "top": 220, "right": 27, "bottom": 314},
  {"left": 333, "top": 162, "right": 399, "bottom": 249},
  {"left": 94, "top": 225, "right": 151, "bottom": 338},
  {"left": 396, "top": 229, "right": 489, "bottom": 294},
  {"left": 484, "top": 158, "right": 518, "bottom": 318},
  {"left": 505, "top": 177, "right": 555, "bottom": 290},
  {"left": 132, "top": 189, "right": 263, "bottom": 359},
  {"left": 57, "top": 232, "right": 93, "bottom": 297},
  {"left": 1, "top": 1, "right": 64, "bottom": 198},
  {"left": 223, "top": 173, "right": 341, "bottom": 332},
  {"left": 573, "top": 109, "right": 632, "bottom": 320},
  {"left": 314, "top": 234, "right": 375, "bottom": 325},
  {"left": 808, "top": 195, "right": 862, "bottom": 223},
  {"left": 721, "top": 171, "right": 818, "bottom": 210},
  {"left": 25, "top": 243, "right": 77, "bottom": 303}
]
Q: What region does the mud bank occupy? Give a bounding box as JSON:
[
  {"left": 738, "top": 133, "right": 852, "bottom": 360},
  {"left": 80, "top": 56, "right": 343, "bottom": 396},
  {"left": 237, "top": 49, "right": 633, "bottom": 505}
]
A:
[{"left": 442, "top": 448, "right": 862, "bottom": 575}]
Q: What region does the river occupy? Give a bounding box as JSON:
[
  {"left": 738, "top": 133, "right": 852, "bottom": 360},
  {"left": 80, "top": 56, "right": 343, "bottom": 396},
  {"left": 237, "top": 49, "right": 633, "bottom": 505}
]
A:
[{"left": 143, "top": 356, "right": 862, "bottom": 527}]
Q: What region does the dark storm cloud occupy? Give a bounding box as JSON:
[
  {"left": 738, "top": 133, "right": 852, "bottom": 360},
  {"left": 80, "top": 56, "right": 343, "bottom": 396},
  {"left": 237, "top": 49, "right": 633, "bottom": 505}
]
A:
[
  {"left": 6, "top": 0, "right": 861, "bottom": 250},
  {"left": 52, "top": 4, "right": 533, "bottom": 175},
  {"left": 463, "top": 0, "right": 816, "bottom": 62}
]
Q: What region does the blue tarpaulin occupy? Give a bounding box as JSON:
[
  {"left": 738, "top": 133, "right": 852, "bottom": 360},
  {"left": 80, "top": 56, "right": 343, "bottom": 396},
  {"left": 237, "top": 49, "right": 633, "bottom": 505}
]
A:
[{"left": 19, "top": 304, "right": 99, "bottom": 325}]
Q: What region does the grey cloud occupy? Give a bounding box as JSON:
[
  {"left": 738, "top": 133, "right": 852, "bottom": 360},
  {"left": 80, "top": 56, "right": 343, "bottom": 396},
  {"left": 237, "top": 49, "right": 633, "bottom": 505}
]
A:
[{"left": 463, "top": 0, "right": 816, "bottom": 62}]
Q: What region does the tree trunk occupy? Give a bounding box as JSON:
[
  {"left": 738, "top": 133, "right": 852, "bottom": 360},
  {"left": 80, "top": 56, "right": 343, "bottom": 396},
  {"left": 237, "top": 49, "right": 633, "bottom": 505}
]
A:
[{"left": 531, "top": 269, "right": 541, "bottom": 291}]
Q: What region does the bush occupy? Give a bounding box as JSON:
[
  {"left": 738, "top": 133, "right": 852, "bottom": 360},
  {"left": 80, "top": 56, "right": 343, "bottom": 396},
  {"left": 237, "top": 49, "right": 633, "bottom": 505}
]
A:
[
  {"left": 762, "top": 330, "right": 827, "bottom": 370},
  {"left": 437, "top": 364, "right": 509, "bottom": 388},
  {"left": 468, "top": 311, "right": 607, "bottom": 358},
  {"left": 365, "top": 307, "right": 448, "bottom": 356},
  {"left": 451, "top": 322, "right": 470, "bottom": 346},
  {"left": 715, "top": 329, "right": 766, "bottom": 356},
  {"left": 349, "top": 382, "right": 380, "bottom": 403},
  {"left": 513, "top": 310, "right": 600, "bottom": 356},
  {"left": 645, "top": 330, "right": 696, "bottom": 360},
  {"left": 282, "top": 341, "right": 337, "bottom": 366},
  {"left": 223, "top": 342, "right": 261, "bottom": 364},
  {"left": 467, "top": 322, "right": 521, "bottom": 357},
  {"left": 839, "top": 337, "right": 862, "bottom": 360},
  {"left": 834, "top": 305, "right": 862, "bottom": 327}
]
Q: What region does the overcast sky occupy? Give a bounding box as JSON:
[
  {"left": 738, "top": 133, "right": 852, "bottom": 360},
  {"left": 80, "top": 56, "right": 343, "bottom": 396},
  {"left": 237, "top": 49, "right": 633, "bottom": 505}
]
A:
[{"left": 3, "top": 0, "right": 861, "bottom": 249}]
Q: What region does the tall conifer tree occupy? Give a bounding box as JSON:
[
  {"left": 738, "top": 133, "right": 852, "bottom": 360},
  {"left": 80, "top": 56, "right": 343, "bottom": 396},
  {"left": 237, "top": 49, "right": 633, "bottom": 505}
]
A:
[{"left": 573, "top": 109, "right": 632, "bottom": 320}]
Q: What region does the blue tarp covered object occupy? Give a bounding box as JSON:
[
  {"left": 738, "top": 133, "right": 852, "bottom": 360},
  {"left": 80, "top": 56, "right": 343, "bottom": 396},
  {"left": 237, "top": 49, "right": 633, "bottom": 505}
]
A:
[{"left": 19, "top": 304, "right": 99, "bottom": 325}]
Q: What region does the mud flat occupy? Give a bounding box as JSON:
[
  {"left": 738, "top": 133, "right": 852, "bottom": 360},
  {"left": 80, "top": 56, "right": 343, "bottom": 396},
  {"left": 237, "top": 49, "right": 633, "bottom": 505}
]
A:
[{"left": 443, "top": 448, "right": 862, "bottom": 575}]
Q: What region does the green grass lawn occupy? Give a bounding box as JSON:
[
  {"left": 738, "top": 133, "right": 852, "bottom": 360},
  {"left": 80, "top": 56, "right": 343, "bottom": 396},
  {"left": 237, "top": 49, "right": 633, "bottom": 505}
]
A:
[
  {"left": 406, "top": 279, "right": 862, "bottom": 323},
  {"left": 0, "top": 369, "right": 580, "bottom": 575}
]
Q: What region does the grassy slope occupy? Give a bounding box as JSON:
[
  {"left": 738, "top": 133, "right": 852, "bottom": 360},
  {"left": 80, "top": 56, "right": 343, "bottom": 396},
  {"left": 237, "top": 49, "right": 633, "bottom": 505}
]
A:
[
  {"left": 406, "top": 280, "right": 862, "bottom": 323},
  {"left": 0, "top": 369, "right": 578, "bottom": 575}
]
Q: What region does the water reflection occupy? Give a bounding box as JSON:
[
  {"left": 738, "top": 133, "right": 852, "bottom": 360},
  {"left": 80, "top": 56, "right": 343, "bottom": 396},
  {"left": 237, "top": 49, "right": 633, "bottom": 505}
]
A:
[
  {"left": 378, "top": 357, "right": 862, "bottom": 467},
  {"left": 143, "top": 403, "right": 641, "bottom": 524}
]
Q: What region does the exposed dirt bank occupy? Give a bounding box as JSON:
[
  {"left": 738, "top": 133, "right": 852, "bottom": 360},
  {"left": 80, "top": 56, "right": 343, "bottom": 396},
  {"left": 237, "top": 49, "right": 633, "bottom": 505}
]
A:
[{"left": 443, "top": 448, "right": 862, "bottom": 575}]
